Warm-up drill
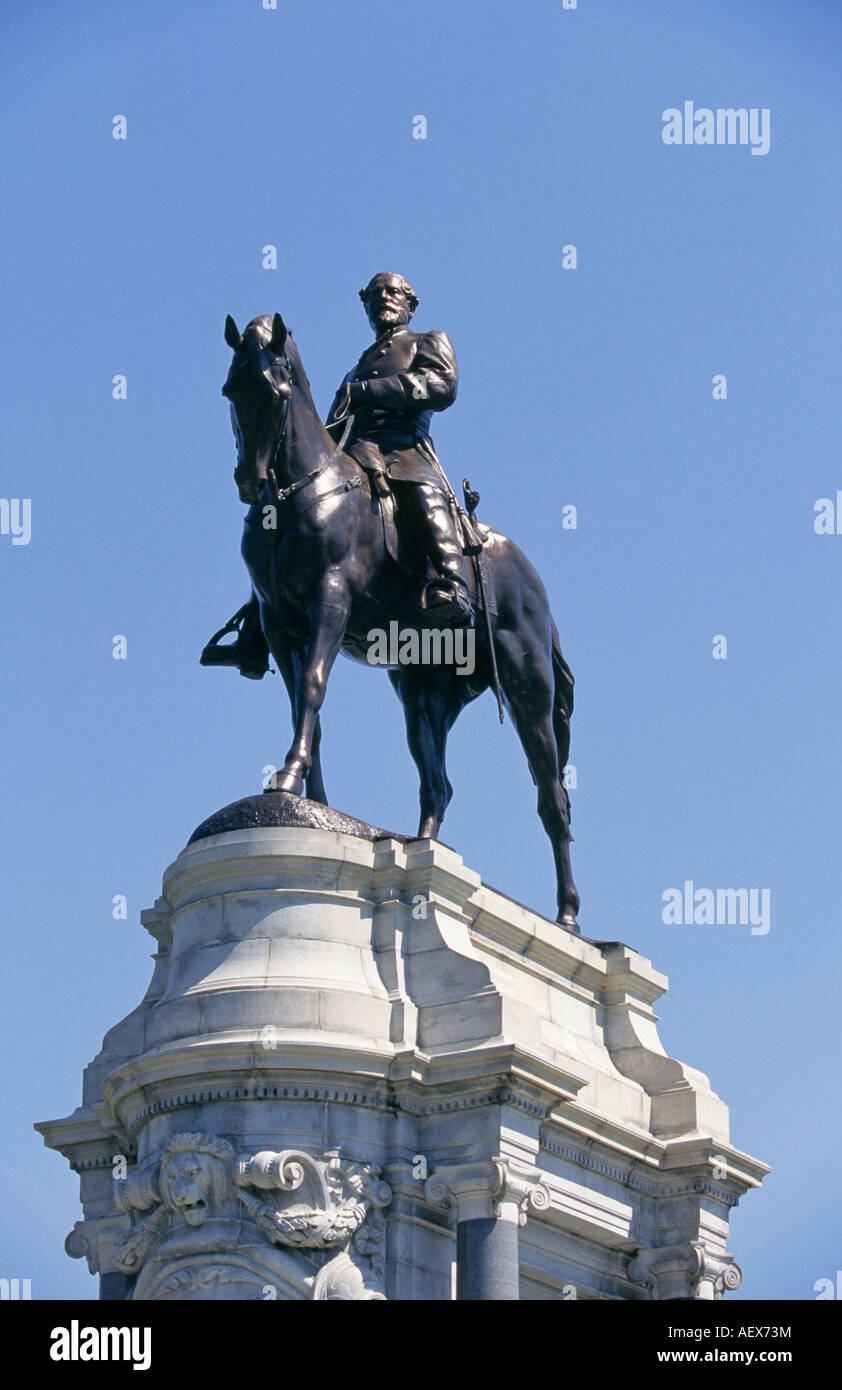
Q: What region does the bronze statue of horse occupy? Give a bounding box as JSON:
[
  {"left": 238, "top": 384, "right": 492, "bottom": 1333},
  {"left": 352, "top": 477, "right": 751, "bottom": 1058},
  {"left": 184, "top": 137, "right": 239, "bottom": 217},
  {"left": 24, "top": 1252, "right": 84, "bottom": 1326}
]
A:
[{"left": 220, "top": 312, "right": 580, "bottom": 929}]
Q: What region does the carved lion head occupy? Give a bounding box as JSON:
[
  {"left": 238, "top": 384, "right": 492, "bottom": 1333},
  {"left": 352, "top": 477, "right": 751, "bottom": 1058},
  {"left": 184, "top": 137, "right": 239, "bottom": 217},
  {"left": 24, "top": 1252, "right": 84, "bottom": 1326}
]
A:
[{"left": 159, "top": 1133, "right": 235, "bottom": 1227}]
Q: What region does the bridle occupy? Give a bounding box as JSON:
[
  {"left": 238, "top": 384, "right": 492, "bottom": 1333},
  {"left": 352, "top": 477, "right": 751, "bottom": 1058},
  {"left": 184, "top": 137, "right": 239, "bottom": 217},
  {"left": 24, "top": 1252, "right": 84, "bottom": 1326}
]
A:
[{"left": 263, "top": 352, "right": 355, "bottom": 506}]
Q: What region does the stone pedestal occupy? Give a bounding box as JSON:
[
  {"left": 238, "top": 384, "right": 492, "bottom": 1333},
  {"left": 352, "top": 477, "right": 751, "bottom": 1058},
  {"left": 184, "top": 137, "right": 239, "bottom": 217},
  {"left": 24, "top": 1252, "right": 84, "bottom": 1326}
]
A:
[{"left": 36, "top": 803, "right": 769, "bottom": 1300}]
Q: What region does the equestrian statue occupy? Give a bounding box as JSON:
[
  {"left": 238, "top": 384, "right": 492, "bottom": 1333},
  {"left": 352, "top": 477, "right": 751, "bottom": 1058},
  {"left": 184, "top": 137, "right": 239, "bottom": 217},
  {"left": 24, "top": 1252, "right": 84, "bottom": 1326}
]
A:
[{"left": 201, "top": 272, "right": 580, "bottom": 929}]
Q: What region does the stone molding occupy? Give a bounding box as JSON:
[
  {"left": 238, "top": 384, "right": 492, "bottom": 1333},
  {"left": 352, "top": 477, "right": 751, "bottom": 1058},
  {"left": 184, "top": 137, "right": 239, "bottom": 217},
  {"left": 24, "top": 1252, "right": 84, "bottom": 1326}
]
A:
[
  {"left": 96, "top": 1042, "right": 585, "bottom": 1143},
  {"left": 539, "top": 1133, "right": 765, "bottom": 1208}
]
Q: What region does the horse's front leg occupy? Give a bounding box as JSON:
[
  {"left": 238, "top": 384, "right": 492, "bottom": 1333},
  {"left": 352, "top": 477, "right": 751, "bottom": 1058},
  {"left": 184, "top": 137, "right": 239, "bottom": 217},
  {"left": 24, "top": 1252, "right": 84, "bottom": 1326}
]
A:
[
  {"left": 268, "top": 575, "right": 350, "bottom": 797},
  {"left": 261, "top": 620, "right": 328, "bottom": 804}
]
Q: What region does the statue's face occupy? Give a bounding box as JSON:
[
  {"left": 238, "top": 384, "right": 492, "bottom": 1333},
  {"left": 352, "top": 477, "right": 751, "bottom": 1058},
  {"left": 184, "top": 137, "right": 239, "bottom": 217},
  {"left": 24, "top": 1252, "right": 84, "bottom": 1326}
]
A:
[{"left": 364, "top": 275, "right": 413, "bottom": 335}]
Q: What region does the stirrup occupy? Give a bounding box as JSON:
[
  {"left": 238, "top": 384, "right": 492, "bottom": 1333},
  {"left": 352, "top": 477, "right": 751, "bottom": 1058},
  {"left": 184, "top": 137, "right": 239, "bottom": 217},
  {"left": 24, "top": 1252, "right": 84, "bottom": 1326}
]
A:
[
  {"left": 201, "top": 602, "right": 253, "bottom": 649},
  {"left": 419, "top": 577, "right": 474, "bottom": 626},
  {"left": 199, "top": 604, "right": 270, "bottom": 680}
]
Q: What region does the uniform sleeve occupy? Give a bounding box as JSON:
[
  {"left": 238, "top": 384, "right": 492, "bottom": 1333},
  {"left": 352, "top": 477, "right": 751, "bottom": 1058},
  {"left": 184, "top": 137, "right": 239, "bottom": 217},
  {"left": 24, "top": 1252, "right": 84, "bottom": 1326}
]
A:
[{"left": 354, "top": 331, "right": 458, "bottom": 414}]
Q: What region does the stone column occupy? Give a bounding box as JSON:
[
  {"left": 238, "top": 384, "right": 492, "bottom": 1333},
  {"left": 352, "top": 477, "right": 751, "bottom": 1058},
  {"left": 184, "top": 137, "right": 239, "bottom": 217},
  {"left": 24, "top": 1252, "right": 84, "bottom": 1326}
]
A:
[{"left": 426, "top": 1160, "right": 550, "bottom": 1301}]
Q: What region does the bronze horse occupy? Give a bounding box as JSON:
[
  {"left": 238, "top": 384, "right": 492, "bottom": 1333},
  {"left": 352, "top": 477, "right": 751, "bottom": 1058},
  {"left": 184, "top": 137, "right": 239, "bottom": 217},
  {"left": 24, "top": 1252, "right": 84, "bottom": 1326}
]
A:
[{"left": 221, "top": 313, "right": 580, "bottom": 929}]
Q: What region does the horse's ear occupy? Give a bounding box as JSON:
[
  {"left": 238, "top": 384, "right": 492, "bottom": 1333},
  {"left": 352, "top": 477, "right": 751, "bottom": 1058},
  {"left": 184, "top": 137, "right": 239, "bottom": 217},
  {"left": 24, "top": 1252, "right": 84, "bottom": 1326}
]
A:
[
  {"left": 270, "top": 313, "right": 288, "bottom": 353},
  {"left": 224, "top": 315, "right": 241, "bottom": 349}
]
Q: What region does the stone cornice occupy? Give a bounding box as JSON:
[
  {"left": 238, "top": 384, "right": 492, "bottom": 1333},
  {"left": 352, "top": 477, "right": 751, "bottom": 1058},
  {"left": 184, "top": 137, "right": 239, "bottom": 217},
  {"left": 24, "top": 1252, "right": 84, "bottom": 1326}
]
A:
[
  {"left": 542, "top": 1101, "right": 666, "bottom": 1165},
  {"left": 541, "top": 1136, "right": 658, "bottom": 1195},
  {"left": 599, "top": 943, "right": 670, "bottom": 1009},
  {"left": 660, "top": 1137, "right": 771, "bottom": 1189},
  {"left": 388, "top": 1041, "right": 587, "bottom": 1109},
  {"left": 41, "top": 1041, "right": 587, "bottom": 1161},
  {"left": 466, "top": 894, "right": 609, "bottom": 997},
  {"left": 96, "top": 1035, "right": 588, "bottom": 1138},
  {"left": 539, "top": 1124, "right": 767, "bottom": 1207},
  {"left": 34, "top": 1106, "right": 132, "bottom": 1170}
]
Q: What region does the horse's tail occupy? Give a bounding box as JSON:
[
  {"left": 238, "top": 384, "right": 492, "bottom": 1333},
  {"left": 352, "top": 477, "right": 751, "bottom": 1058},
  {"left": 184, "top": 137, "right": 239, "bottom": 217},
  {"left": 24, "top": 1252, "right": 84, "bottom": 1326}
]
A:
[{"left": 550, "top": 620, "right": 574, "bottom": 817}]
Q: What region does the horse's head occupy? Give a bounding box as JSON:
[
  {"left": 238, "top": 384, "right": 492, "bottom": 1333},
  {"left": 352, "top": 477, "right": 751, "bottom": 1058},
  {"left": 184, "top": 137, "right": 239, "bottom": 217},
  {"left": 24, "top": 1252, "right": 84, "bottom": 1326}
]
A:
[{"left": 222, "top": 312, "right": 295, "bottom": 503}]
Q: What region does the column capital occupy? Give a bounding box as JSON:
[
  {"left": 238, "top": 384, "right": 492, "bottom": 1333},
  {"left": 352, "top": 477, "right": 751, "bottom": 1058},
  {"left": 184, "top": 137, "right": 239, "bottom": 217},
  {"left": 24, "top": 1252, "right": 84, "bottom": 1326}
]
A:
[
  {"left": 425, "top": 1159, "right": 550, "bottom": 1226},
  {"left": 628, "top": 1242, "right": 743, "bottom": 1300}
]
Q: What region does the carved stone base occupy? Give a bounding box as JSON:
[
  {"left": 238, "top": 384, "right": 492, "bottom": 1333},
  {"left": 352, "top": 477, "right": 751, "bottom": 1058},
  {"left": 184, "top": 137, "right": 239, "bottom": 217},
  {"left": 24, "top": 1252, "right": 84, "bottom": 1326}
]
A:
[{"left": 36, "top": 821, "right": 769, "bottom": 1299}]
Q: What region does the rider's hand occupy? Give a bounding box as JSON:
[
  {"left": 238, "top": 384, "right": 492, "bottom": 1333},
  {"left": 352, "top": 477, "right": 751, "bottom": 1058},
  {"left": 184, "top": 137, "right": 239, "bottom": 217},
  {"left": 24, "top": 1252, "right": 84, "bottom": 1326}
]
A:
[{"left": 347, "top": 380, "right": 369, "bottom": 407}]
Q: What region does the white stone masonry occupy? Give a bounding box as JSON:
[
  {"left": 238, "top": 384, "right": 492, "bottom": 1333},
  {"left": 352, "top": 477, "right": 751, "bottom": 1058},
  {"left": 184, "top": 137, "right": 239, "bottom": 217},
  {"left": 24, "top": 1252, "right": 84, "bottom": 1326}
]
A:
[{"left": 36, "top": 825, "right": 768, "bottom": 1300}]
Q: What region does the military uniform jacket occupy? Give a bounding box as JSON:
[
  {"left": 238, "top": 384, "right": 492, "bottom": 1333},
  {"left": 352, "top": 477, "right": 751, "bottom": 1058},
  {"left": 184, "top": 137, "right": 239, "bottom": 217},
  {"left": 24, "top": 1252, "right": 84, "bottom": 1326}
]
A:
[{"left": 325, "top": 326, "right": 458, "bottom": 486}]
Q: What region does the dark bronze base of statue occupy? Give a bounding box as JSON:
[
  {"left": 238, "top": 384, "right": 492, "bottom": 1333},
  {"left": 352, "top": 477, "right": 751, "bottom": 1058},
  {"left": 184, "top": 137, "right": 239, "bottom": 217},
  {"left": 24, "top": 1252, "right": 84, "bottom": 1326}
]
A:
[{"left": 187, "top": 791, "right": 409, "bottom": 847}]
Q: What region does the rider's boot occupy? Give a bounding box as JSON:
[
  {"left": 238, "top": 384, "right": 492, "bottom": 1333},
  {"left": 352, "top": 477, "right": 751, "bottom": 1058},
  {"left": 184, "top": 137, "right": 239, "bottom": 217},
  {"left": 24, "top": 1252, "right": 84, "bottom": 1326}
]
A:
[
  {"left": 200, "top": 595, "right": 271, "bottom": 680},
  {"left": 414, "top": 484, "right": 475, "bottom": 626}
]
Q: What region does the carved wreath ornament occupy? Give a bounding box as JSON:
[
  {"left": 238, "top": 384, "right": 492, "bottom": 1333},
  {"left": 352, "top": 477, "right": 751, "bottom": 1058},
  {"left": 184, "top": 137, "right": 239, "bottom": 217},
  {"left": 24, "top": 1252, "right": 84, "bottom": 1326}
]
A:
[{"left": 112, "top": 1133, "right": 391, "bottom": 1279}]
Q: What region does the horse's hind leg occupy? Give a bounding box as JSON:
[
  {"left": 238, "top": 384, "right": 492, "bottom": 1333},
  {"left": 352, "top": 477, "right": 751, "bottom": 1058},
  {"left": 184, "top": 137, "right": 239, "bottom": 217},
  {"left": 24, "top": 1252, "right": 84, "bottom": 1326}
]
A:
[
  {"left": 390, "top": 668, "right": 460, "bottom": 839},
  {"left": 305, "top": 718, "right": 328, "bottom": 804},
  {"left": 496, "top": 641, "right": 580, "bottom": 930}
]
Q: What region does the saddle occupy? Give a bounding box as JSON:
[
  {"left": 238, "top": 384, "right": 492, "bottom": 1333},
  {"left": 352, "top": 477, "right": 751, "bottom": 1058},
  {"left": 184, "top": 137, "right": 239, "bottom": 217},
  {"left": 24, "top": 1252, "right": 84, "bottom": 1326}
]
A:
[
  {"left": 355, "top": 471, "right": 495, "bottom": 632},
  {"left": 357, "top": 468, "right": 492, "bottom": 618}
]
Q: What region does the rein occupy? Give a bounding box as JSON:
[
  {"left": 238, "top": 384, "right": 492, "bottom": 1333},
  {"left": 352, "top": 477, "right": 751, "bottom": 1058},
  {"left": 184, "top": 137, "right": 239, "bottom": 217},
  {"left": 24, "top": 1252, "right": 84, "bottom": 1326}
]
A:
[{"left": 266, "top": 362, "right": 355, "bottom": 505}]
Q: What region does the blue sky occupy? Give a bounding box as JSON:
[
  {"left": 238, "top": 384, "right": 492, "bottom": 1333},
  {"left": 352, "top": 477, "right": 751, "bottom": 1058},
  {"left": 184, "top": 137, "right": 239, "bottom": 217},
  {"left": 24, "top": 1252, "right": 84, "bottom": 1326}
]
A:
[{"left": 2, "top": 0, "right": 840, "bottom": 1298}]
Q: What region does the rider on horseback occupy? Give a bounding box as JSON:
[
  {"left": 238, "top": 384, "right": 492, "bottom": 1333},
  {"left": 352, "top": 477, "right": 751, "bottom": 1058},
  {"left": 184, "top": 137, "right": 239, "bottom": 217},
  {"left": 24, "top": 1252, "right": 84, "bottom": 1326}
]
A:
[{"left": 202, "top": 272, "right": 472, "bottom": 679}]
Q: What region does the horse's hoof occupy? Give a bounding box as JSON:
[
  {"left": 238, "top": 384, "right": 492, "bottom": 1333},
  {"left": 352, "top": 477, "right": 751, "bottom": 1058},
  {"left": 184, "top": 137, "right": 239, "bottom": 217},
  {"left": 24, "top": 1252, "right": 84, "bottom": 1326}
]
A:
[
  {"left": 557, "top": 913, "right": 580, "bottom": 934},
  {"left": 266, "top": 771, "right": 305, "bottom": 797}
]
